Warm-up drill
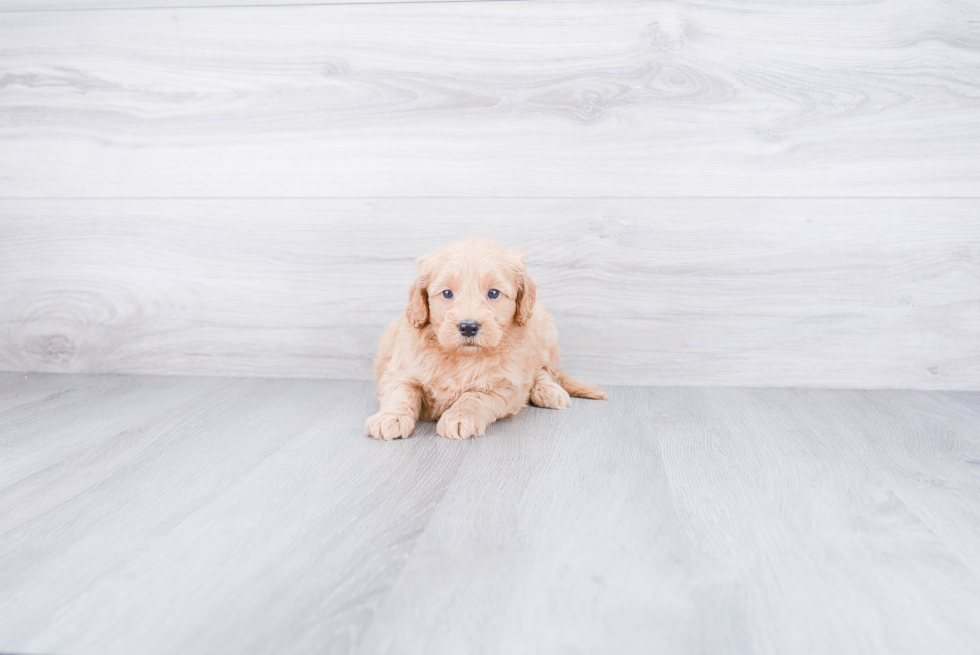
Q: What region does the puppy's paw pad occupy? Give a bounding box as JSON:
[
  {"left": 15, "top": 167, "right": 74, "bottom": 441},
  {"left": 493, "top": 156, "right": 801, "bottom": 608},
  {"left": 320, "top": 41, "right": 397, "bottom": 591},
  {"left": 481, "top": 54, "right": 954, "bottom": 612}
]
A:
[
  {"left": 436, "top": 411, "right": 486, "bottom": 440},
  {"left": 530, "top": 383, "right": 571, "bottom": 409},
  {"left": 365, "top": 412, "right": 416, "bottom": 440}
]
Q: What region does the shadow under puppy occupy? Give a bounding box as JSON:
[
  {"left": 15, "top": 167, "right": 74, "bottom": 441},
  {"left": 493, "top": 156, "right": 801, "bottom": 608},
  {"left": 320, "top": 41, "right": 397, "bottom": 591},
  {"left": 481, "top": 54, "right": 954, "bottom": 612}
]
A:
[{"left": 367, "top": 237, "right": 607, "bottom": 441}]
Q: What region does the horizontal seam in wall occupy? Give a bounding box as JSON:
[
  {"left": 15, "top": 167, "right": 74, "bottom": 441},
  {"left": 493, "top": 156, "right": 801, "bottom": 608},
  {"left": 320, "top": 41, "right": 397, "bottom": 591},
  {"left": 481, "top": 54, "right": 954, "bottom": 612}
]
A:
[{"left": 1, "top": 196, "right": 980, "bottom": 201}]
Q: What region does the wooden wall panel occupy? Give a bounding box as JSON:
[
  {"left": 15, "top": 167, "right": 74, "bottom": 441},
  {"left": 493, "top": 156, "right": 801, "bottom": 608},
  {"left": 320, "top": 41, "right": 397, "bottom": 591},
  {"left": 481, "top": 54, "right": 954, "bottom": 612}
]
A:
[
  {"left": 0, "top": 0, "right": 492, "bottom": 10},
  {"left": 2, "top": 1, "right": 977, "bottom": 388},
  {"left": 1, "top": 198, "right": 977, "bottom": 389},
  {"left": 1, "top": 1, "right": 978, "bottom": 197}
]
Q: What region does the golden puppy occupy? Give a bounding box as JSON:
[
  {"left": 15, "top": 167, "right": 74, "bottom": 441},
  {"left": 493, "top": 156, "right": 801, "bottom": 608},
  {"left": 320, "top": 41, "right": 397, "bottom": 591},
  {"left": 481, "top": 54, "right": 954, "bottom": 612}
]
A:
[{"left": 366, "top": 237, "right": 607, "bottom": 441}]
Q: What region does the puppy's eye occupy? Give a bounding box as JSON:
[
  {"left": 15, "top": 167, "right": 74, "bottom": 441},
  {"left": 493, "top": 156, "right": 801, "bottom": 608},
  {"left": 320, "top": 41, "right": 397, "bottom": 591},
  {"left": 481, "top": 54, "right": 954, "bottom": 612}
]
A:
[
  {"left": 442, "top": 290, "right": 453, "bottom": 299},
  {"left": 487, "top": 289, "right": 500, "bottom": 300}
]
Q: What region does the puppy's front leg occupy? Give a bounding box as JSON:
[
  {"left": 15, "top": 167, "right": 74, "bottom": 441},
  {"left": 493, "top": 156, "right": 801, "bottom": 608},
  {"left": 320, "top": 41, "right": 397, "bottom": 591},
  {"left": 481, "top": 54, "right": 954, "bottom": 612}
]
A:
[
  {"left": 365, "top": 380, "right": 421, "bottom": 441},
  {"left": 437, "top": 390, "right": 511, "bottom": 440}
]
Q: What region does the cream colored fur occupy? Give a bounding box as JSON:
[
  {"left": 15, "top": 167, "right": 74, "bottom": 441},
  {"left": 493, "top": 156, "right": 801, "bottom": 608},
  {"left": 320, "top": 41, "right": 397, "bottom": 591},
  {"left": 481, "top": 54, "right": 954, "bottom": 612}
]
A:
[{"left": 366, "top": 238, "right": 607, "bottom": 441}]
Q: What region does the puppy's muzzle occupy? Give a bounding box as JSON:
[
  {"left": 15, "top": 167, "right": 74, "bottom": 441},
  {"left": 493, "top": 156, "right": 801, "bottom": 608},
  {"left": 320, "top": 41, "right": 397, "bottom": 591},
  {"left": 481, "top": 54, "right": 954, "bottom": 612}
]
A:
[{"left": 458, "top": 320, "right": 480, "bottom": 338}]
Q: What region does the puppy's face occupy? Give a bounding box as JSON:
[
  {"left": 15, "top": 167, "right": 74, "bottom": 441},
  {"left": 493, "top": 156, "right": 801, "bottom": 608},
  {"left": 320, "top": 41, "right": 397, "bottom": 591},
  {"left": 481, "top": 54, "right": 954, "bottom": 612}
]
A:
[{"left": 406, "top": 238, "right": 536, "bottom": 354}]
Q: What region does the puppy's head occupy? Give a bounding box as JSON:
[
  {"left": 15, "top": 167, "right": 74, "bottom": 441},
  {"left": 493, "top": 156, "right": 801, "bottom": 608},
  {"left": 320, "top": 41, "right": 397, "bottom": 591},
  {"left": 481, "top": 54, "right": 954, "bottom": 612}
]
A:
[{"left": 406, "top": 238, "right": 536, "bottom": 353}]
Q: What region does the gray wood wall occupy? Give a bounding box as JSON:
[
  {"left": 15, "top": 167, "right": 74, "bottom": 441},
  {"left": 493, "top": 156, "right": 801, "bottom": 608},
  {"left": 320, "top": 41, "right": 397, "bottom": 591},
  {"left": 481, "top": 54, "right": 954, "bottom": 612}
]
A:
[{"left": 1, "top": 0, "right": 978, "bottom": 389}]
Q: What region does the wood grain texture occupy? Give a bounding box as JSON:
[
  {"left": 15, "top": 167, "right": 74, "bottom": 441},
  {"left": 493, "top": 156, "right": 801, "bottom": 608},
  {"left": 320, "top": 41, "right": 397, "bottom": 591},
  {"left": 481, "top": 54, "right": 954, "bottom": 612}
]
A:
[
  {"left": 840, "top": 390, "right": 980, "bottom": 579},
  {"left": 2, "top": 373, "right": 980, "bottom": 654},
  {"left": 361, "top": 386, "right": 980, "bottom": 654},
  {"left": 1, "top": 0, "right": 979, "bottom": 197},
  {"left": 0, "top": 0, "right": 496, "bottom": 10},
  {"left": 1, "top": 198, "right": 977, "bottom": 389},
  {"left": 0, "top": 374, "right": 468, "bottom": 654},
  {"left": 0, "top": 373, "right": 221, "bottom": 492}
]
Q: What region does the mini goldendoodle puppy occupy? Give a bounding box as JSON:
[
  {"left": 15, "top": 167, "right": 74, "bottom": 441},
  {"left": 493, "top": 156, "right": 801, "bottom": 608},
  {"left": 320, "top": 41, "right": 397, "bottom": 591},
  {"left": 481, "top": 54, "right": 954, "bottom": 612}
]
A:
[{"left": 366, "top": 237, "right": 607, "bottom": 440}]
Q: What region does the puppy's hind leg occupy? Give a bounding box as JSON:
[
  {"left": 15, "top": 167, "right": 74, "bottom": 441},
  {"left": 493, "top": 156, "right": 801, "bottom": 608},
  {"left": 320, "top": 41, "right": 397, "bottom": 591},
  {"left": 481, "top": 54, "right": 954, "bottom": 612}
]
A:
[
  {"left": 554, "top": 369, "right": 608, "bottom": 400},
  {"left": 529, "top": 369, "right": 572, "bottom": 409}
]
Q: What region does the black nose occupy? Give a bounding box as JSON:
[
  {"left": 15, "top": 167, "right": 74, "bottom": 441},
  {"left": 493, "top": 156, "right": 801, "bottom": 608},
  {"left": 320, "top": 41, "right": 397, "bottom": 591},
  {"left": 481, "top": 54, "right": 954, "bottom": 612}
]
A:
[{"left": 458, "top": 320, "right": 480, "bottom": 338}]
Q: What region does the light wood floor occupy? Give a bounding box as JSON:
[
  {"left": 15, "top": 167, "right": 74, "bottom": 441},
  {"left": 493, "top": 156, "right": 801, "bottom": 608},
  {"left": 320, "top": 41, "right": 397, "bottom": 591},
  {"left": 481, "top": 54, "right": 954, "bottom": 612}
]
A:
[{"left": 2, "top": 372, "right": 980, "bottom": 654}]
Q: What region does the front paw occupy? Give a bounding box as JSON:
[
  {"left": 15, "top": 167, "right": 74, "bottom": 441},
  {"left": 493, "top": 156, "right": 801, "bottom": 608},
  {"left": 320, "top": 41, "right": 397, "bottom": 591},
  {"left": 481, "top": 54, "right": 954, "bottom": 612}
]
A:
[
  {"left": 436, "top": 408, "right": 487, "bottom": 440},
  {"left": 365, "top": 412, "right": 416, "bottom": 441}
]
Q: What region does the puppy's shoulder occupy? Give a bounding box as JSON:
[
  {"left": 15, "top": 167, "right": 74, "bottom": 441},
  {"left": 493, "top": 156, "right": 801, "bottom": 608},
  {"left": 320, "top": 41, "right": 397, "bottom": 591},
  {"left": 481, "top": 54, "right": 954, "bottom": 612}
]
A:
[
  {"left": 525, "top": 299, "right": 557, "bottom": 335},
  {"left": 388, "top": 313, "right": 434, "bottom": 353}
]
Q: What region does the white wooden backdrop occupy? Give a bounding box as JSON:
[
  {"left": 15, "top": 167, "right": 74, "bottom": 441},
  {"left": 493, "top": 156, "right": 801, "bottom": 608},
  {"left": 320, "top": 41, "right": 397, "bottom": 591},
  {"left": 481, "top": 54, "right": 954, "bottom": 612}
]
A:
[{"left": 1, "top": 0, "right": 978, "bottom": 389}]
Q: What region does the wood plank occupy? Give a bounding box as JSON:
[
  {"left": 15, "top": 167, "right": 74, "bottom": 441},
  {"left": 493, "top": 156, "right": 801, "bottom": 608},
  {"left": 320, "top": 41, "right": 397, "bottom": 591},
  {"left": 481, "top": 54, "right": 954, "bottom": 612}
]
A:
[
  {"left": 1, "top": 198, "right": 978, "bottom": 389},
  {"left": 0, "top": 373, "right": 226, "bottom": 488},
  {"left": 3, "top": 375, "right": 980, "bottom": 653},
  {"left": 822, "top": 389, "right": 980, "bottom": 578},
  {"left": 358, "top": 386, "right": 703, "bottom": 654},
  {"left": 358, "top": 386, "right": 980, "bottom": 654},
  {"left": 0, "top": 378, "right": 471, "bottom": 653},
  {"left": 1, "top": 0, "right": 979, "bottom": 197},
  {"left": 649, "top": 386, "right": 980, "bottom": 655},
  {"left": 0, "top": 0, "right": 493, "bottom": 11},
  {"left": 0, "top": 371, "right": 84, "bottom": 414}
]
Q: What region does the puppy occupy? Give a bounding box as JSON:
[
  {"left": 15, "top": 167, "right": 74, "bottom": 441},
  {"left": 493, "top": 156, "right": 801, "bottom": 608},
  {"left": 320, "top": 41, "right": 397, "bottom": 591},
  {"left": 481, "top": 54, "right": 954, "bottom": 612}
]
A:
[{"left": 366, "top": 237, "right": 607, "bottom": 441}]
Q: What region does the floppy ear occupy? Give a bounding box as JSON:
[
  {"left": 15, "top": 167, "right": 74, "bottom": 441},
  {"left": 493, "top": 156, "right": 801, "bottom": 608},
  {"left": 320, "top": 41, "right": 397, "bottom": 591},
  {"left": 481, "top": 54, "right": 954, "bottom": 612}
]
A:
[
  {"left": 405, "top": 256, "right": 430, "bottom": 328},
  {"left": 510, "top": 250, "right": 537, "bottom": 326}
]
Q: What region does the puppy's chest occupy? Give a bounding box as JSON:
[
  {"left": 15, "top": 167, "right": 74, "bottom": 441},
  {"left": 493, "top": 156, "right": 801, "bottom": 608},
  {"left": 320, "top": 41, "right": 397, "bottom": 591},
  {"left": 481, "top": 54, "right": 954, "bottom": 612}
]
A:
[{"left": 419, "top": 356, "right": 511, "bottom": 415}]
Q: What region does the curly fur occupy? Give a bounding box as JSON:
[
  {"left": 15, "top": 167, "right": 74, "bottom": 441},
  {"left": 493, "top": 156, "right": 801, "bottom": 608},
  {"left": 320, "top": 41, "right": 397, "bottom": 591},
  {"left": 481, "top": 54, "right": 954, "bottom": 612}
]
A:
[{"left": 366, "top": 238, "right": 607, "bottom": 441}]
